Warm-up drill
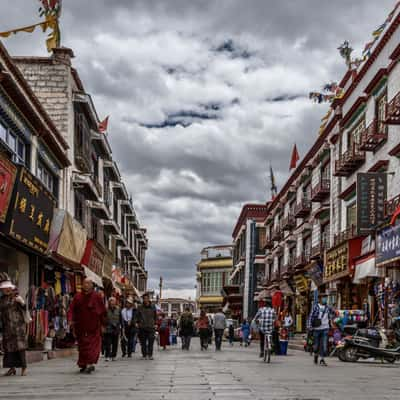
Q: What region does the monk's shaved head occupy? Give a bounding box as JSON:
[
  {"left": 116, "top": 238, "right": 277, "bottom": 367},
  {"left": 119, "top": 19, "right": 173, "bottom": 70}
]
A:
[{"left": 82, "top": 278, "right": 94, "bottom": 293}]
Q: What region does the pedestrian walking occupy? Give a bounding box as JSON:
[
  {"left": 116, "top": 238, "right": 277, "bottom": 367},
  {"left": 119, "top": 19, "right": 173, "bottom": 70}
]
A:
[
  {"left": 309, "top": 293, "right": 334, "bottom": 366},
  {"left": 196, "top": 309, "right": 210, "bottom": 350},
  {"left": 240, "top": 319, "right": 251, "bottom": 347},
  {"left": 135, "top": 293, "right": 157, "bottom": 360},
  {"left": 104, "top": 297, "right": 121, "bottom": 361},
  {"left": 179, "top": 307, "right": 194, "bottom": 350},
  {"left": 170, "top": 317, "right": 178, "bottom": 345},
  {"left": 213, "top": 308, "right": 226, "bottom": 351},
  {"left": 228, "top": 324, "right": 235, "bottom": 346},
  {"left": 0, "top": 278, "right": 28, "bottom": 376},
  {"left": 121, "top": 297, "right": 137, "bottom": 358},
  {"left": 69, "top": 278, "right": 106, "bottom": 373},
  {"left": 157, "top": 313, "right": 170, "bottom": 350}
]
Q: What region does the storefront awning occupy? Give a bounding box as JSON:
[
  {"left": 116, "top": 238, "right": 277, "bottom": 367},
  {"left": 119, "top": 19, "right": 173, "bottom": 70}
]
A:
[
  {"left": 198, "top": 296, "right": 223, "bottom": 304},
  {"left": 353, "top": 255, "right": 384, "bottom": 284},
  {"left": 83, "top": 266, "right": 103, "bottom": 288}
]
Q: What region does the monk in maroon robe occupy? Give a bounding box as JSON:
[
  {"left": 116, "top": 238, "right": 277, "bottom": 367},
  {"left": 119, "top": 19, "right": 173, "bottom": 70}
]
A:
[{"left": 69, "top": 279, "right": 106, "bottom": 373}]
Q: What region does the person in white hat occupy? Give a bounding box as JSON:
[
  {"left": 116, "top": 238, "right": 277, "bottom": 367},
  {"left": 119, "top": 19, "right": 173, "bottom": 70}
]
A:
[{"left": 0, "top": 280, "right": 28, "bottom": 376}]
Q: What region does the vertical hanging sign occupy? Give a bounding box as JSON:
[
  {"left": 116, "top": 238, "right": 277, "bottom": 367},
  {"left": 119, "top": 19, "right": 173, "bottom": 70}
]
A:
[{"left": 357, "top": 172, "right": 387, "bottom": 235}]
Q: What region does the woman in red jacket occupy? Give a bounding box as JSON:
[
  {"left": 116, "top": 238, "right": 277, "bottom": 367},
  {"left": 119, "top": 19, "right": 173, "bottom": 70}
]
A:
[{"left": 196, "top": 310, "right": 210, "bottom": 350}]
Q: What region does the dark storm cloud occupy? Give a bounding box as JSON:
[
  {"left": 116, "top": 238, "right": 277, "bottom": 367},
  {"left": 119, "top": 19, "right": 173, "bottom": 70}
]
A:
[{"left": 0, "top": 0, "right": 396, "bottom": 297}]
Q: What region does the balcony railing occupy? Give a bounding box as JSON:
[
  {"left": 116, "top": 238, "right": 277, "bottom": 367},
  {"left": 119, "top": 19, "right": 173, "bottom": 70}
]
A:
[
  {"left": 333, "top": 225, "right": 357, "bottom": 247},
  {"left": 281, "top": 214, "right": 296, "bottom": 231},
  {"left": 311, "top": 179, "right": 330, "bottom": 202},
  {"left": 265, "top": 234, "right": 274, "bottom": 249},
  {"left": 334, "top": 143, "right": 365, "bottom": 177},
  {"left": 271, "top": 226, "right": 282, "bottom": 241},
  {"left": 384, "top": 194, "right": 400, "bottom": 219},
  {"left": 310, "top": 241, "right": 327, "bottom": 259},
  {"left": 295, "top": 253, "right": 310, "bottom": 269},
  {"left": 359, "top": 119, "right": 387, "bottom": 151},
  {"left": 270, "top": 269, "right": 280, "bottom": 282},
  {"left": 294, "top": 198, "right": 311, "bottom": 218},
  {"left": 386, "top": 92, "right": 400, "bottom": 125}
]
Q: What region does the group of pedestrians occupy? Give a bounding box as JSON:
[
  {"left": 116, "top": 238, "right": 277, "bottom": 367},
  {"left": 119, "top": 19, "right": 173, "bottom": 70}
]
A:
[{"left": 0, "top": 274, "right": 335, "bottom": 377}]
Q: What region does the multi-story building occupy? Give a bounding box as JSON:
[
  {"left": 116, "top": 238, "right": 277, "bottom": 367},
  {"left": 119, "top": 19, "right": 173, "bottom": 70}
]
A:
[
  {"left": 160, "top": 298, "right": 196, "bottom": 318},
  {"left": 0, "top": 41, "right": 70, "bottom": 298},
  {"left": 223, "top": 204, "right": 269, "bottom": 320},
  {"left": 13, "top": 48, "right": 148, "bottom": 294},
  {"left": 196, "top": 245, "right": 233, "bottom": 313},
  {"left": 261, "top": 7, "right": 400, "bottom": 330}
]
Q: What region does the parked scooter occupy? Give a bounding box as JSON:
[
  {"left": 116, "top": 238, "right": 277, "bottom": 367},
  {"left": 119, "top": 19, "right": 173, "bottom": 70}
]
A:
[{"left": 335, "top": 327, "right": 400, "bottom": 363}]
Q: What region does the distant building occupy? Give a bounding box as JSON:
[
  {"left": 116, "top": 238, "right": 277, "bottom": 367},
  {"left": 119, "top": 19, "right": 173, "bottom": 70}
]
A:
[
  {"left": 223, "top": 204, "right": 269, "bottom": 320},
  {"left": 160, "top": 298, "right": 196, "bottom": 317},
  {"left": 196, "top": 245, "right": 233, "bottom": 313}
]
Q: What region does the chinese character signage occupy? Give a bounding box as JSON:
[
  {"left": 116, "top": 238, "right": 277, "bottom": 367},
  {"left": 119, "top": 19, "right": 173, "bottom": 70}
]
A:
[
  {"left": 324, "top": 243, "right": 349, "bottom": 283},
  {"left": 376, "top": 224, "right": 400, "bottom": 267},
  {"left": 0, "top": 154, "right": 17, "bottom": 223},
  {"left": 81, "top": 239, "right": 104, "bottom": 276},
  {"left": 1, "top": 166, "right": 55, "bottom": 253},
  {"left": 357, "top": 173, "right": 387, "bottom": 235}
]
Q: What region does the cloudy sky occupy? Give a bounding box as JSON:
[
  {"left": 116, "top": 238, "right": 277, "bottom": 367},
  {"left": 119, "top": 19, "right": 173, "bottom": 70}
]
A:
[{"left": 0, "top": 0, "right": 396, "bottom": 298}]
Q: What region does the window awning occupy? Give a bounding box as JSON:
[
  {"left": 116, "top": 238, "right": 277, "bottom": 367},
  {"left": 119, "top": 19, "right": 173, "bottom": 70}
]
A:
[{"left": 353, "top": 255, "right": 384, "bottom": 284}]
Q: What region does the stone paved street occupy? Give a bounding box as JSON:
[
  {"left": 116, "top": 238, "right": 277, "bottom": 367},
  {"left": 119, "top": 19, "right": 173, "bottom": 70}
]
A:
[{"left": 0, "top": 340, "right": 399, "bottom": 400}]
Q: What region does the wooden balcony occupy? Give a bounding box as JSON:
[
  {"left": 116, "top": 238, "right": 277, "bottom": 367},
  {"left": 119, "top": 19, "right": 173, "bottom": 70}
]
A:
[
  {"left": 359, "top": 119, "right": 387, "bottom": 151},
  {"left": 270, "top": 269, "right": 280, "bottom": 282},
  {"left": 311, "top": 179, "right": 330, "bottom": 202},
  {"left": 334, "top": 144, "right": 365, "bottom": 177},
  {"left": 271, "top": 226, "right": 282, "bottom": 241},
  {"left": 310, "top": 242, "right": 327, "bottom": 259},
  {"left": 384, "top": 194, "right": 400, "bottom": 219},
  {"left": 295, "top": 253, "right": 310, "bottom": 269},
  {"left": 281, "top": 214, "right": 296, "bottom": 231},
  {"left": 265, "top": 235, "right": 274, "bottom": 250},
  {"left": 386, "top": 91, "right": 400, "bottom": 125},
  {"left": 294, "top": 198, "right": 311, "bottom": 218},
  {"left": 333, "top": 225, "right": 357, "bottom": 247}
]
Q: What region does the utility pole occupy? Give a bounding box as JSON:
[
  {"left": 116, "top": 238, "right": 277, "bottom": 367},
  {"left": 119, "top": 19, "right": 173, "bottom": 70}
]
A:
[{"left": 159, "top": 276, "right": 163, "bottom": 300}]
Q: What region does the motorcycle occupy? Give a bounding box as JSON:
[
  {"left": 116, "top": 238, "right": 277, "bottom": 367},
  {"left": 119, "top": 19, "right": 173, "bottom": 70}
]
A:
[{"left": 334, "top": 327, "right": 400, "bottom": 363}]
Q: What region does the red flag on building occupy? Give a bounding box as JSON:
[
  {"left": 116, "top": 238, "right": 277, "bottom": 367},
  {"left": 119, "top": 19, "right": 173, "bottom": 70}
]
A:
[
  {"left": 289, "top": 144, "right": 300, "bottom": 171},
  {"left": 98, "top": 116, "right": 109, "bottom": 133}
]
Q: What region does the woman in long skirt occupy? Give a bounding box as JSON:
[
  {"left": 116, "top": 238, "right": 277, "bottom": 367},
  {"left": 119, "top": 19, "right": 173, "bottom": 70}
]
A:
[
  {"left": 157, "top": 314, "right": 170, "bottom": 350},
  {"left": 0, "top": 280, "right": 28, "bottom": 376}
]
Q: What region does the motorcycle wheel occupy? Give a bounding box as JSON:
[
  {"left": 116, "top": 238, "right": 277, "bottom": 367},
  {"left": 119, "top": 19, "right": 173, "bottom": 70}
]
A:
[
  {"left": 337, "top": 349, "right": 347, "bottom": 362},
  {"left": 344, "top": 346, "right": 359, "bottom": 362}
]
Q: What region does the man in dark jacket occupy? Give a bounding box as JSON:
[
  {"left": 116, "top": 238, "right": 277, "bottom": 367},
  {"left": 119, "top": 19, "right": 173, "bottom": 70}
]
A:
[
  {"left": 135, "top": 293, "right": 157, "bottom": 360},
  {"left": 104, "top": 297, "right": 121, "bottom": 361},
  {"left": 179, "top": 308, "right": 194, "bottom": 350}
]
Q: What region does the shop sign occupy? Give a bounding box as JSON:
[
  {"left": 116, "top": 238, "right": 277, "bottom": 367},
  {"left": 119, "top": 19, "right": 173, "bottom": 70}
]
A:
[
  {"left": 1, "top": 166, "right": 55, "bottom": 253},
  {"left": 103, "top": 249, "right": 113, "bottom": 279},
  {"left": 376, "top": 224, "right": 400, "bottom": 267},
  {"left": 324, "top": 242, "right": 349, "bottom": 283},
  {"left": 0, "top": 154, "right": 17, "bottom": 223},
  {"left": 356, "top": 173, "right": 387, "bottom": 235},
  {"left": 48, "top": 209, "right": 87, "bottom": 264},
  {"left": 81, "top": 240, "right": 104, "bottom": 276},
  {"left": 293, "top": 274, "right": 308, "bottom": 293},
  {"left": 305, "top": 261, "right": 324, "bottom": 287}
]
